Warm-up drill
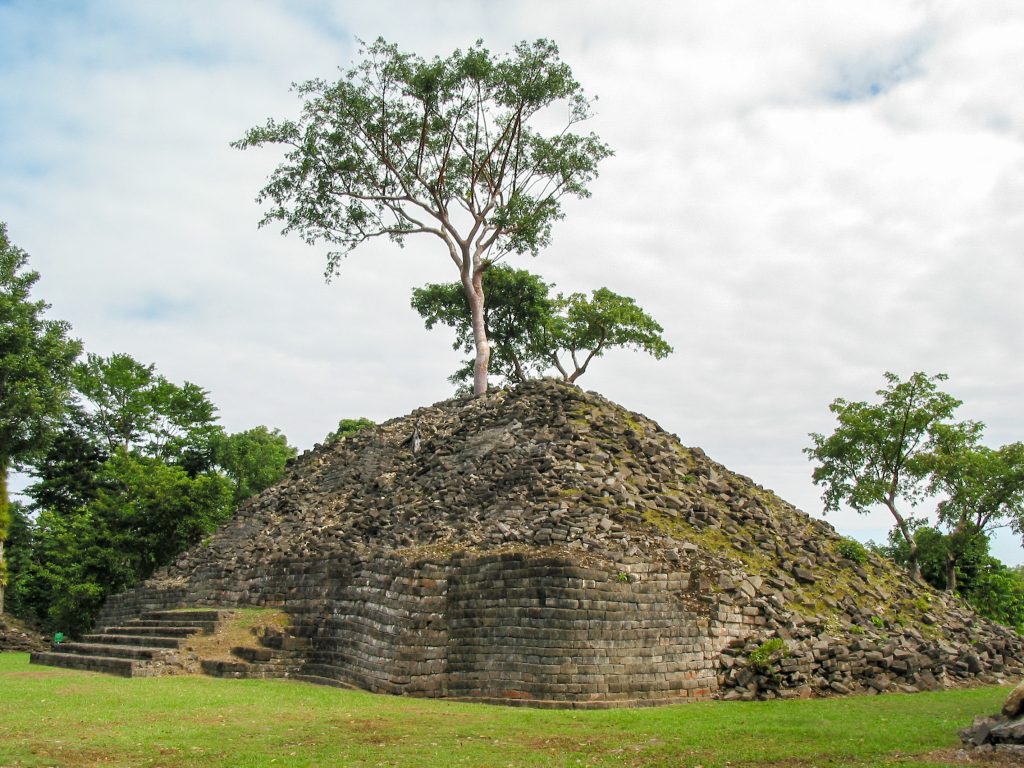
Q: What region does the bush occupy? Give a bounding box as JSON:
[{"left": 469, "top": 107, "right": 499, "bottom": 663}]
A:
[{"left": 836, "top": 537, "right": 868, "bottom": 564}]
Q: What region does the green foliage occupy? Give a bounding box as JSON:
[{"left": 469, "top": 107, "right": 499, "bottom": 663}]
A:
[
  {"left": 961, "top": 561, "right": 1024, "bottom": 632},
  {"left": 806, "top": 372, "right": 974, "bottom": 516},
  {"left": 73, "top": 352, "right": 219, "bottom": 468},
  {"left": 14, "top": 454, "right": 233, "bottom": 634},
  {"left": 870, "top": 615, "right": 885, "bottom": 628},
  {"left": 836, "top": 537, "right": 868, "bottom": 564},
  {"left": 928, "top": 440, "right": 1024, "bottom": 571},
  {"left": 326, "top": 418, "right": 375, "bottom": 443},
  {"left": 0, "top": 224, "right": 82, "bottom": 469},
  {"left": 0, "top": 223, "right": 82, "bottom": 612},
  {"left": 211, "top": 426, "right": 297, "bottom": 506},
  {"left": 412, "top": 266, "right": 557, "bottom": 386},
  {"left": 805, "top": 372, "right": 979, "bottom": 577},
  {"left": 748, "top": 638, "right": 787, "bottom": 673},
  {"left": 235, "top": 38, "right": 611, "bottom": 394},
  {"left": 235, "top": 38, "right": 610, "bottom": 269},
  {"left": 7, "top": 339, "right": 291, "bottom": 632},
  {"left": 411, "top": 265, "right": 672, "bottom": 388},
  {"left": 879, "top": 525, "right": 1024, "bottom": 631},
  {"left": 24, "top": 409, "right": 106, "bottom": 518}
]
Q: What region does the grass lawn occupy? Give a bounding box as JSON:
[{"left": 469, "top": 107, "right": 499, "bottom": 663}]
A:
[{"left": 0, "top": 652, "right": 1010, "bottom": 767}]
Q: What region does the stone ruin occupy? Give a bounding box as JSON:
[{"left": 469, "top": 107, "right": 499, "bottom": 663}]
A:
[
  {"left": 33, "top": 379, "right": 1024, "bottom": 706},
  {"left": 960, "top": 679, "right": 1024, "bottom": 756}
]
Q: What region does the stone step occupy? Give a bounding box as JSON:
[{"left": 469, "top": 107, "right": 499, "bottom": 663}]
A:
[
  {"left": 46, "top": 642, "right": 166, "bottom": 661},
  {"left": 232, "top": 646, "right": 273, "bottom": 663},
  {"left": 30, "top": 651, "right": 137, "bottom": 677},
  {"left": 201, "top": 659, "right": 252, "bottom": 678},
  {"left": 124, "top": 619, "right": 219, "bottom": 634},
  {"left": 292, "top": 672, "right": 360, "bottom": 690},
  {"left": 142, "top": 609, "right": 223, "bottom": 623},
  {"left": 102, "top": 625, "right": 202, "bottom": 638},
  {"left": 82, "top": 633, "right": 183, "bottom": 649}
]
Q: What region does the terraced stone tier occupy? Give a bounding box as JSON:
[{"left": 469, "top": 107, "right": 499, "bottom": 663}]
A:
[
  {"left": 29, "top": 609, "right": 225, "bottom": 677},
  {"left": 30, "top": 652, "right": 136, "bottom": 677}
]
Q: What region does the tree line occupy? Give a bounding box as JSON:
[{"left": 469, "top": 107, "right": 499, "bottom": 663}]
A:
[
  {"left": 0, "top": 223, "right": 300, "bottom": 634},
  {"left": 806, "top": 371, "right": 1024, "bottom": 628}
]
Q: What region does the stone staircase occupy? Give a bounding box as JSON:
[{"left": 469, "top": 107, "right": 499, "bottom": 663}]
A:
[
  {"left": 29, "top": 609, "right": 223, "bottom": 677},
  {"left": 200, "top": 626, "right": 309, "bottom": 680}
]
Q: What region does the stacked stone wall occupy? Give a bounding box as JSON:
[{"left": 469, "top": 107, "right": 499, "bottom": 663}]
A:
[{"left": 95, "top": 549, "right": 767, "bottom": 706}]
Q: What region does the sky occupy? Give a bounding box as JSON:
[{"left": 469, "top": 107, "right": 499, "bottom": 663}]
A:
[{"left": 2, "top": 0, "right": 1022, "bottom": 563}]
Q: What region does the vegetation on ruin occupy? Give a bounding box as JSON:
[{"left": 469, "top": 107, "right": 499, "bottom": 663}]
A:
[
  {"left": 0, "top": 653, "right": 1011, "bottom": 767},
  {"left": 234, "top": 38, "right": 612, "bottom": 395},
  {"left": 411, "top": 264, "right": 672, "bottom": 390}
]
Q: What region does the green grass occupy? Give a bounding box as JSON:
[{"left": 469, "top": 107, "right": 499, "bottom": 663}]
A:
[{"left": 0, "top": 652, "right": 1006, "bottom": 767}]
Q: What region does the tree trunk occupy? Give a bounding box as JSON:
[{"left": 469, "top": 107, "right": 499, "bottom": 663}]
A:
[
  {"left": 906, "top": 538, "right": 921, "bottom": 582},
  {"left": 887, "top": 500, "right": 921, "bottom": 581},
  {"left": 464, "top": 267, "right": 490, "bottom": 396},
  {"left": 945, "top": 550, "right": 958, "bottom": 593},
  {"left": 0, "top": 456, "right": 8, "bottom": 615}
]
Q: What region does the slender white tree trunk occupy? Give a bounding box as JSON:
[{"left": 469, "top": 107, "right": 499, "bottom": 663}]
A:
[{"left": 464, "top": 267, "right": 490, "bottom": 396}]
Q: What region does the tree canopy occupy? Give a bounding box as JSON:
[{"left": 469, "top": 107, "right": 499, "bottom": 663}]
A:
[
  {"left": 9, "top": 347, "right": 295, "bottom": 634},
  {"left": 927, "top": 440, "right": 1024, "bottom": 591},
  {"left": 72, "top": 352, "right": 219, "bottom": 468},
  {"left": 212, "top": 426, "right": 298, "bottom": 507},
  {"left": 0, "top": 223, "right": 81, "bottom": 613},
  {"left": 411, "top": 265, "right": 671, "bottom": 389},
  {"left": 805, "top": 372, "right": 979, "bottom": 580},
  {"left": 234, "top": 38, "right": 612, "bottom": 395}
]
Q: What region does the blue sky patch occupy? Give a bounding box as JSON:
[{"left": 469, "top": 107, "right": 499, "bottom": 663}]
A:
[{"left": 826, "top": 34, "right": 931, "bottom": 103}]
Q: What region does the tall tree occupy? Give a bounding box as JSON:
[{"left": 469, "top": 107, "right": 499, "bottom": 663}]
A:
[
  {"left": 0, "top": 223, "right": 81, "bottom": 613},
  {"left": 235, "top": 38, "right": 612, "bottom": 395},
  {"left": 805, "top": 372, "right": 979, "bottom": 580},
  {"left": 73, "top": 352, "right": 219, "bottom": 470},
  {"left": 412, "top": 265, "right": 671, "bottom": 389},
  {"left": 928, "top": 440, "right": 1024, "bottom": 592}
]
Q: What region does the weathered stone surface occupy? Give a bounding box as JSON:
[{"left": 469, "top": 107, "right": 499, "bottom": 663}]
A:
[
  {"left": 0, "top": 614, "right": 47, "bottom": 652},
  {"left": 58, "top": 379, "right": 1024, "bottom": 707},
  {"left": 1003, "top": 679, "right": 1024, "bottom": 718}
]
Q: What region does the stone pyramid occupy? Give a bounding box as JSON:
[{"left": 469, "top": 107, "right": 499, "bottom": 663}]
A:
[{"left": 90, "top": 379, "right": 1023, "bottom": 706}]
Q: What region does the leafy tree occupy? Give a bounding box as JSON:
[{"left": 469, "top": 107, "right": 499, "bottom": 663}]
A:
[
  {"left": 25, "top": 407, "right": 106, "bottom": 519},
  {"left": 3, "top": 501, "right": 38, "bottom": 620},
  {"left": 235, "top": 38, "right": 612, "bottom": 396},
  {"left": 0, "top": 223, "right": 81, "bottom": 613},
  {"left": 879, "top": 524, "right": 1024, "bottom": 630},
  {"left": 928, "top": 440, "right": 1024, "bottom": 592},
  {"left": 326, "top": 418, "right": 375, "bottom": 443},
  {"left": 879, "top": 523, "right": 989, "bottom": 595},
  {"left": 964, "top": 558, "right": 1024, "bottom": 632},
  {"left": 805, "top": 372, "right": 979, "bottom": 580},
  {"left": 73, "top": 352, "right": 219, "bottom": 470},
  {"left": 212, "top": 426, "right": 297, "bottom": 506},
  {"left": 15, "top": 454, "right": 233, "bottom": 635},
  {"left": 412, "top": 266, "right": 556, "bottom": 386},
  {"left": 552, "top": 288, "right": 673, "bottom": 383},
  {"left": 412, "top": 265, "right": 671, "bottom": 389}
]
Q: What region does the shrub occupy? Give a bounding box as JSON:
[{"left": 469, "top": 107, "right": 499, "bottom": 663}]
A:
[
  {"left": 748, "top": 638, "right": 787, "bottom": 673},
  {"left": 837, "top": 537, "right": 868, "bottom": 564}
]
